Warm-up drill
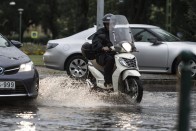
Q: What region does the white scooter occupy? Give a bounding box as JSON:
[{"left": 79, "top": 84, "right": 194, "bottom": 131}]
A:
[{"left": 82, "top": 15, "right": 143, "bottom": 103}]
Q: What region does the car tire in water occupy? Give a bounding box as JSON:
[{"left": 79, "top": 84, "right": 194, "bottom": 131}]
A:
[
  {"left": 123, "top": 77, "right": 143, "bottom": 103},
  {"left": 66, "top": 55, "right": 88, "bottom": 79},
  {"left": 33, "top": 78, "right": 39, "bottom": 98},
  {"left": 29, "top": 74, "right": 39, "bottom": 101},
  {"left": 174, "top": 58, "right": 196, "bottom": 79}
]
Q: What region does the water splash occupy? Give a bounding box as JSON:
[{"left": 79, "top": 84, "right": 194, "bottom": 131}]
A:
[{"left": 37, "top": 75, "right": 132, "bottom": 107}]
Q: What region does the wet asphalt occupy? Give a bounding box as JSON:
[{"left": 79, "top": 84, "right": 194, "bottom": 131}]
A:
[
  {"left": 36, "top": 66, "right": 196, "bottom": 92},
  {"left": 140, "top": 73, "right": 196, "bottom": 92}
]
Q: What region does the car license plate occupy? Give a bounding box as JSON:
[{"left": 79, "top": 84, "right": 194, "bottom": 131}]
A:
[{"left": 0, "top": 81, "right": 15, "bottom": 89}]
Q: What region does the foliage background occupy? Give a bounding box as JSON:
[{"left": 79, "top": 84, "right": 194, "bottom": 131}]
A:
[{"left": 0, "top": 0, "right": 196, "bottom": 43}]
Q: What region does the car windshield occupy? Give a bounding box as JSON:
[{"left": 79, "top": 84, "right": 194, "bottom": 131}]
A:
[
  {"left": 150, "top": 28, "right": 180, "bottom": 42},
  {"left": 0, "top": 35, "right": 9, "bottom": 47}
]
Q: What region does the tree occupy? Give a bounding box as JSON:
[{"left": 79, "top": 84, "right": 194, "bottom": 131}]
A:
[
  {"left": 118, "top": 0, "right": 148, "bottom": 24},
  {"left": 38, "top": 0, "right": 60, "bottom": 39},
  {"left": 0, "top": 0, "right": 196, "bottom": 41},
  {"left": 0, "top": 0, "right": 42, "bottom": 41},
  {"left": 186, "top": 0, "right": 196, "bottom": 41}
]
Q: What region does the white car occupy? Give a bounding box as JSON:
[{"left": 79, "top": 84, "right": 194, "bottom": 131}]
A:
[{"left": 43, "top": 24, "right": 196, "bottom": 78}]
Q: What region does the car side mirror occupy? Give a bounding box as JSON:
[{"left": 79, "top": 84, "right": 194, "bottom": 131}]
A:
[
  {"left": 134, "top": 35, "right": 143, "bottom": 41},
  {"left": 148, "top": 38, "right": 162, "bottom": 45},
  {"left": 11, "top": 40, "right": 23, "bottom": 48},
  {"left": 176, "top": 32, "right": 183, "bottom": 39}
]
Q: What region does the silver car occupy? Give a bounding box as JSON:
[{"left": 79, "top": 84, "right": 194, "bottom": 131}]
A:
[{"left": 43, "top": 24, "right": 196, "bottom": 78}]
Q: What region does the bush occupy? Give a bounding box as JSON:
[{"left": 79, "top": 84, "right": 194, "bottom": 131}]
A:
[
  {"left": 21, "top": 43, "right": 46, "bottom": 55},
  {"left": 22, "top": 36, "right": 50, "bottom": 45},
  {"left": 7, "top": 36, "right": 51, "bottom": 45}
]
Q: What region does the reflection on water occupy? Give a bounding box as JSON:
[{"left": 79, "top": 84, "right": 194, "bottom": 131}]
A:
[
  {"left": 0, "top": 102, "right": 38, "bottom": 131},
  {"left": 0, "top": 76, "right": 195, "bottom": 130}
]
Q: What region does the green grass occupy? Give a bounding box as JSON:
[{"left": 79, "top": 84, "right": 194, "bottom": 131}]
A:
[{"left": 29, "top": 55, "right": 44, "bottom": 66}]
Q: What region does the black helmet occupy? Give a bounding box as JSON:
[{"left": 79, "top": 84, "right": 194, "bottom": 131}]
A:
[{"left": 102, "top": 13, "right": 114, "bottom": 24}]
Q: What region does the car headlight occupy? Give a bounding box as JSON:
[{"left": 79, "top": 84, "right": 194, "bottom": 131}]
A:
[
  {"left": 122, "top": 42, "right": 132, "bottom": 52},
  {"left": 47, "top": 43, "right": 58, "bottom": 49},
  {"left": 19, "top": 61, "right": 34, "bottom": 72}
]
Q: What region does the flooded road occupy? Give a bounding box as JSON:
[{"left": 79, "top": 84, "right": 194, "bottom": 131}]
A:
[{"left": 0, "top": 75, "right": 196, "bottom": 131}]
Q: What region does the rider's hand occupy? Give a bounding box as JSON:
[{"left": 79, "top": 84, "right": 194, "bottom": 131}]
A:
[{"left": 102, "top": 46, "right": 110, "bottom": 51}]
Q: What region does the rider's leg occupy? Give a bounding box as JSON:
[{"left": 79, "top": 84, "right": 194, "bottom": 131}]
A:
[{"left": 104, "top": 55, "right": 115, "bottom": 85}]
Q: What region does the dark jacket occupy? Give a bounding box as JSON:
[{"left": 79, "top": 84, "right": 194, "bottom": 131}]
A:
[
  {"left": 92, "top": 27, "right": 112, "bottom": 52},
  {"left": 92, "top": 27, "right": 115, "bottom": 66}
]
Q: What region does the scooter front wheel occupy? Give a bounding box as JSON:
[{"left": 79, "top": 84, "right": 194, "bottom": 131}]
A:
[{"left": 123, "top": 77, "right": 143, "bottom": 103}]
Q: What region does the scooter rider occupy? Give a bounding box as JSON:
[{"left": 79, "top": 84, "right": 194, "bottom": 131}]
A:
[
  {"left": 92, "top": 13, "right": 137, "bottom": 88},
  {"left": 92, "top": 13, "right": 115, "bottom": 87}
]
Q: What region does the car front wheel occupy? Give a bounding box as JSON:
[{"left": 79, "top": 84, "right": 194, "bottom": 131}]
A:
[
  {"left": 66, "top": 55, "right": 88, "bottom": 78},
  {"left": 175, "top": 59, "right": 196, "bottom": 79}
]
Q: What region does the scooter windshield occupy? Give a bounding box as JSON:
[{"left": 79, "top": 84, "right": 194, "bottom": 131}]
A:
[{"left": 109, "top": 15, "right": 133, "bottom": 46}]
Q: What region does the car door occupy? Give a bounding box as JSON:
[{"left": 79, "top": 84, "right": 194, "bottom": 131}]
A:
[{"left": 131, "top": 28, "right": 169, "bottom": 72}]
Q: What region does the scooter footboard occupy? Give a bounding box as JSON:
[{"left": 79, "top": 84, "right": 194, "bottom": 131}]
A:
[{"left": 122, "top": 70, "right": 141, "bottom": 80}]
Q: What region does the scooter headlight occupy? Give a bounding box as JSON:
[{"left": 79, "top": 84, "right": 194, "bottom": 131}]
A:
[
  {"left": 119, "top": 57, "right": 137, "bottom": 69},
  {"left": 122, "top": 42, "right": 132, "bottom": 52},
  {"left": 19, "top": 61, "right": 34, "bottom": 72},
  {"left": 119, "top": 57, "right": 129, "bottom": 67}
]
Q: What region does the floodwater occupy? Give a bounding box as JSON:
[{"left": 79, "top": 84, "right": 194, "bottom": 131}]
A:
[{"left": 0, "top": 76, "right": 196, "bottom": 131}]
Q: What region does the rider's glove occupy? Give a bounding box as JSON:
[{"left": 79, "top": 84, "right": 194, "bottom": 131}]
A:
[{"left": 102, "top": 46, "right": 110, "bottom": 51}]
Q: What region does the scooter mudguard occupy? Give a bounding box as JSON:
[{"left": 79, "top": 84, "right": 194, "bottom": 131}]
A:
[
  {"left": 112, "top": 70, "right": 141, "bottom": 92},
  {"left": 122, "top": 70, "right": 141, "bottom": 80}
]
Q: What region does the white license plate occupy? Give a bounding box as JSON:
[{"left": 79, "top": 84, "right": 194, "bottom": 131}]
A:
[{"left": 0, "top": 81, "right": 15, "bottom": 89}]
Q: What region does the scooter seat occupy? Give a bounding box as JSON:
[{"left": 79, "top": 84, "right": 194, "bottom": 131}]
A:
[{"left": 89, "top": 59, "right": 104, "bottom": 72}]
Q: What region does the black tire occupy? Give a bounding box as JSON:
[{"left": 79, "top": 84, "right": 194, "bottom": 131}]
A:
[
  {"left": 33, "top": 78, "right": 39, "bottom": 99},
  {"left": 123, "top": 77, "right": 143, "bottom": 103},
  {"left": 31, "top": 69, "right": 39, "bottom": 99},
  {"left": 66, "top": 55, "right": 88, "bottom": 78},
  {"left": 174, "top": 58, "right": 196, "bottom": 79}
]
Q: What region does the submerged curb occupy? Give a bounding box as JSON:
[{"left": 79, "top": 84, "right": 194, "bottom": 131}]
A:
[{"left": 142, "top": 79, "right": 196, "bottom": 92}]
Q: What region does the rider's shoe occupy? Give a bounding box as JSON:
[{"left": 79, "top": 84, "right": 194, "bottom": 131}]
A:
[{"left": 104, "top": 82, "right": 113, "bottom": 89}]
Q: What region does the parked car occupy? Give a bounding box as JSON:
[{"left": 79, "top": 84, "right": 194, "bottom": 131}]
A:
[
  {"left": 0, "top": 34, "right": 39, "bottom": 99},
  {"left": 43, "top": 24, "right": 196, "bottom": 78}
]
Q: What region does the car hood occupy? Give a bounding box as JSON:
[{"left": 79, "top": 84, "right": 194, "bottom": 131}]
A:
[{"left": 0, "top": 46, "right": 30, "bottom": 68}]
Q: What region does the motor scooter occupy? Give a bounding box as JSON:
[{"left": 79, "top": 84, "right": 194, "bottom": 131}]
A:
[{"left": 82, "top": 15, "right": 143, "bottom": 103}]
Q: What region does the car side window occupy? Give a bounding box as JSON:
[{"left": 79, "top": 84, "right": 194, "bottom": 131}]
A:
[{"left": 131, "top": 28, "right": 157, "bottom": 42}]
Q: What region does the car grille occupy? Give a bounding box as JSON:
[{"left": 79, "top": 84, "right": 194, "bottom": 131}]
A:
[
  {"left": 0, "top": 81, "right": 27, "bottom": 95},
  {"left": 4, "top": 66, "right": 20, "bottom": 75},
  {"left": 122, "top": 57, "right": 137, "bottom": 68}
]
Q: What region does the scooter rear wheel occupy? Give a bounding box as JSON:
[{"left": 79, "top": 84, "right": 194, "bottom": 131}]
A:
[{"left": 123, "top": 77, "right": 143, "bottom": 103}]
